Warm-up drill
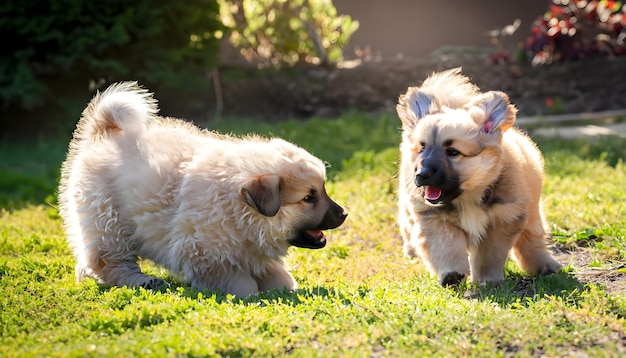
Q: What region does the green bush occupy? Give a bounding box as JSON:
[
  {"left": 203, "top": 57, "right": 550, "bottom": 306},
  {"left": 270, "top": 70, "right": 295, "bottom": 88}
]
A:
[
  {"left": 220, "top": 0, "right": 358, "bottom": 67},
  {"left": 0, "top": 0, "right": 222, "bottom": 131}
]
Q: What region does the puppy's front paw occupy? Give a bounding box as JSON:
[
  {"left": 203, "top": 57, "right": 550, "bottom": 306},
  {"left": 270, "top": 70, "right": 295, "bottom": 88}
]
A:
[
  {"left": 439, "top": 272, "right": 466, "bottom": 287},
  {"left": 140, "top": 278, "right": 167, "bottom": 290}
]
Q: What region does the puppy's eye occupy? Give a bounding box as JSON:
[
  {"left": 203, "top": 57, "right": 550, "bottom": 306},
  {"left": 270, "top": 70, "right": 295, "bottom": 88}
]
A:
[
  {"left": 446, "top": 147, "right": 460, "bottom": 157},
  {"left": 419, "top": 142, "right": 426, "bottom": 153},
  {"left": 303, "top": 195, "right": 316, "bottom": 203}
]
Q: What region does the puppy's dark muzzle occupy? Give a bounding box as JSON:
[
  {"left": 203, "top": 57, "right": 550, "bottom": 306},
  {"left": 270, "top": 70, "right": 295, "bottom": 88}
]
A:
[
  {"left": 414, "top": 151, "right": 462, "bottom": 205},
  {"left": 289, "top": 201, "right": 347, "bottom": 250},
  {"left": 319, "top": 201, "right": 348, "bottom": 230}
]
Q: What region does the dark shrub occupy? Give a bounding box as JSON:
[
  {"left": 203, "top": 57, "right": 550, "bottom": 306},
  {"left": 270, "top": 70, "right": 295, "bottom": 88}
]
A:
[{"left": 0, "top": 0, "right": 222, "bottom": 134}]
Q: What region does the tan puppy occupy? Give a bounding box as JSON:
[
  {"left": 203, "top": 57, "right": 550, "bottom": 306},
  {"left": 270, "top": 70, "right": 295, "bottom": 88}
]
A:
[
  {"left": 396, "top": 68, "right": 561, "bottom": 286},
  {"left": 59, "top": 82, "right": 347, "bottom": 296}
]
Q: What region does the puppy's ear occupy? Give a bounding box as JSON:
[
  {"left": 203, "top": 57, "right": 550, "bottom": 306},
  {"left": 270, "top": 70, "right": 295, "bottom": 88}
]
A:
[
  {"left": 241, "top": 174, "right": 281, "bottom": 217},
  {"left": 396, "top": 89, "right": 439, "bottom": 129},
  {"left": 467, "top": 91, "right": 517, "bottom": 134}
]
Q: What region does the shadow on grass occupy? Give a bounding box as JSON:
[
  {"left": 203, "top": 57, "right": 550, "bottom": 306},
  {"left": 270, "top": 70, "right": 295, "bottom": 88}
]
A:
[
  {"left": 168, "top": 284, "right": 348, "bottom": 307},
  {"left": 87, "top": 270, "right": 346, "bottom": 307},
  {"left": 461, "top": 271, "right": 587, "bottom": 306}
]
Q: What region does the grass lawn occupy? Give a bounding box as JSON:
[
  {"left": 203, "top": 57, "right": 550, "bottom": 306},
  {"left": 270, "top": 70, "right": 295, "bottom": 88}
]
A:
[{"left": 1, "top": 112, "right": 625, "bottom": 357}]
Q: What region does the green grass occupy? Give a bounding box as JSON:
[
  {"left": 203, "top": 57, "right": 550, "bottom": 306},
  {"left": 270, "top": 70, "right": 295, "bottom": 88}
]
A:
[{"left": 1, "top": 112, "right": 625, "bottom": 356}]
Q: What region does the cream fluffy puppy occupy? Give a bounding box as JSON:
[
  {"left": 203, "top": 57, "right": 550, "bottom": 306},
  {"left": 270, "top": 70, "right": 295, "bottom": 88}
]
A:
[
  {"left": 59, "top": 82, "right": 347, "bottom": 296},
  {"left": 396, "top": 69, "right": 561, "bottom": 286}
]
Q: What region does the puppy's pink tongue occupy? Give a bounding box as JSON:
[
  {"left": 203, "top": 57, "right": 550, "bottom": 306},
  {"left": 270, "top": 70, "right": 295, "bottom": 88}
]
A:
[
  {"left": 307, "top": 230, "right": 324, "bottom": 238},
  {"left": 425, "top": 186, "right": 442, "bottom": 200}
]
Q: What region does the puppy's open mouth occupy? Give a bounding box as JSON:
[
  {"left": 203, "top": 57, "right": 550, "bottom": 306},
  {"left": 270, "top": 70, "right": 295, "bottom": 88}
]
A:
[
  {"left": 425, "top": 186, "right": 442, "bottom": 201},
  {"left": 289, "top": 229, "right": 327, "bottom": 249},
  {"left": 423, "top": 185, "right": 461, "bottom": 205}
]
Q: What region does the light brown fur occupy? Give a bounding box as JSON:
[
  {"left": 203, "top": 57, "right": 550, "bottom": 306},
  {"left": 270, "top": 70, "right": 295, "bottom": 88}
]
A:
[
  {"left": 58, "top": 82, "right": 347, "bottom": 296},
  {"left": 396, "top": 68, "right": 561, "bottom": 286}
]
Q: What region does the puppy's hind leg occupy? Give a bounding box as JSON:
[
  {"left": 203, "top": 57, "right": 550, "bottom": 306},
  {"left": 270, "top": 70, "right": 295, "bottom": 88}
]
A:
[
  {"left": 509, "top": 205, "right": 561, "bottom": 276},
  {"left": 97, "top": 256, "right": 167, "bottom": 290},
  {"left": 255, "top": 260, "right": 298, "bottom": 293},
  {"left": 77, "top": 198, "right": 166, "bottom": 290},
  {"left": 511, "top": 221, "right": 562, "bottom": 276}
]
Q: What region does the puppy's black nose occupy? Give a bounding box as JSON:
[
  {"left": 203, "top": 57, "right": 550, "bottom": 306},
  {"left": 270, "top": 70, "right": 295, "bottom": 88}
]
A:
[
  {"left": 338, "top": 209, "right": 348, "bottom": 220},
  {"left": 320, "top": 204, "right": 347, "bottom": 229},
  {"left": 415, "top": 167, "right": 436, "bottom": 186},
  {"left": 332, "top": 207, "right": 348, "bottom": 226}
]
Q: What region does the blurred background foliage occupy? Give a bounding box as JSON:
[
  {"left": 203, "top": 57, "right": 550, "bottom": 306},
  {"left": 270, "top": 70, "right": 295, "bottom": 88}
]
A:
[
  {"left": 219, "top": 0, "right": 358, "bottom": 67},
  {"left": 1, "top": 0, "right": 625, "bottom": 137},
  {"left": 0, "top": 0, "right": 354, "bottom": 136}
]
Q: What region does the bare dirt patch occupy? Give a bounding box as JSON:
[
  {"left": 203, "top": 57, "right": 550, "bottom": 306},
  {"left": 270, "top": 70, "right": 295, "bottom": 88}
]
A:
[{"left": 551, "top": 245, "right": 626, "bottom": 294}]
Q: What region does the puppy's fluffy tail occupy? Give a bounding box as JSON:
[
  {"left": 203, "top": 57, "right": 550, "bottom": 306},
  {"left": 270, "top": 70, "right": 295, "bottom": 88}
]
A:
[
  {"left": 74, "top": 82, "right": 158, "bottom": 142},
  {"left": 420, "top": 67, "right": 480, "bottom": 108}
]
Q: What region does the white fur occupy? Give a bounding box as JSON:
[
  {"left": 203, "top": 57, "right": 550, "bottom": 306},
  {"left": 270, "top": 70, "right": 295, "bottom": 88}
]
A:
[{"left": 59, "top": 82, "right": 331, "bottom": 296}]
